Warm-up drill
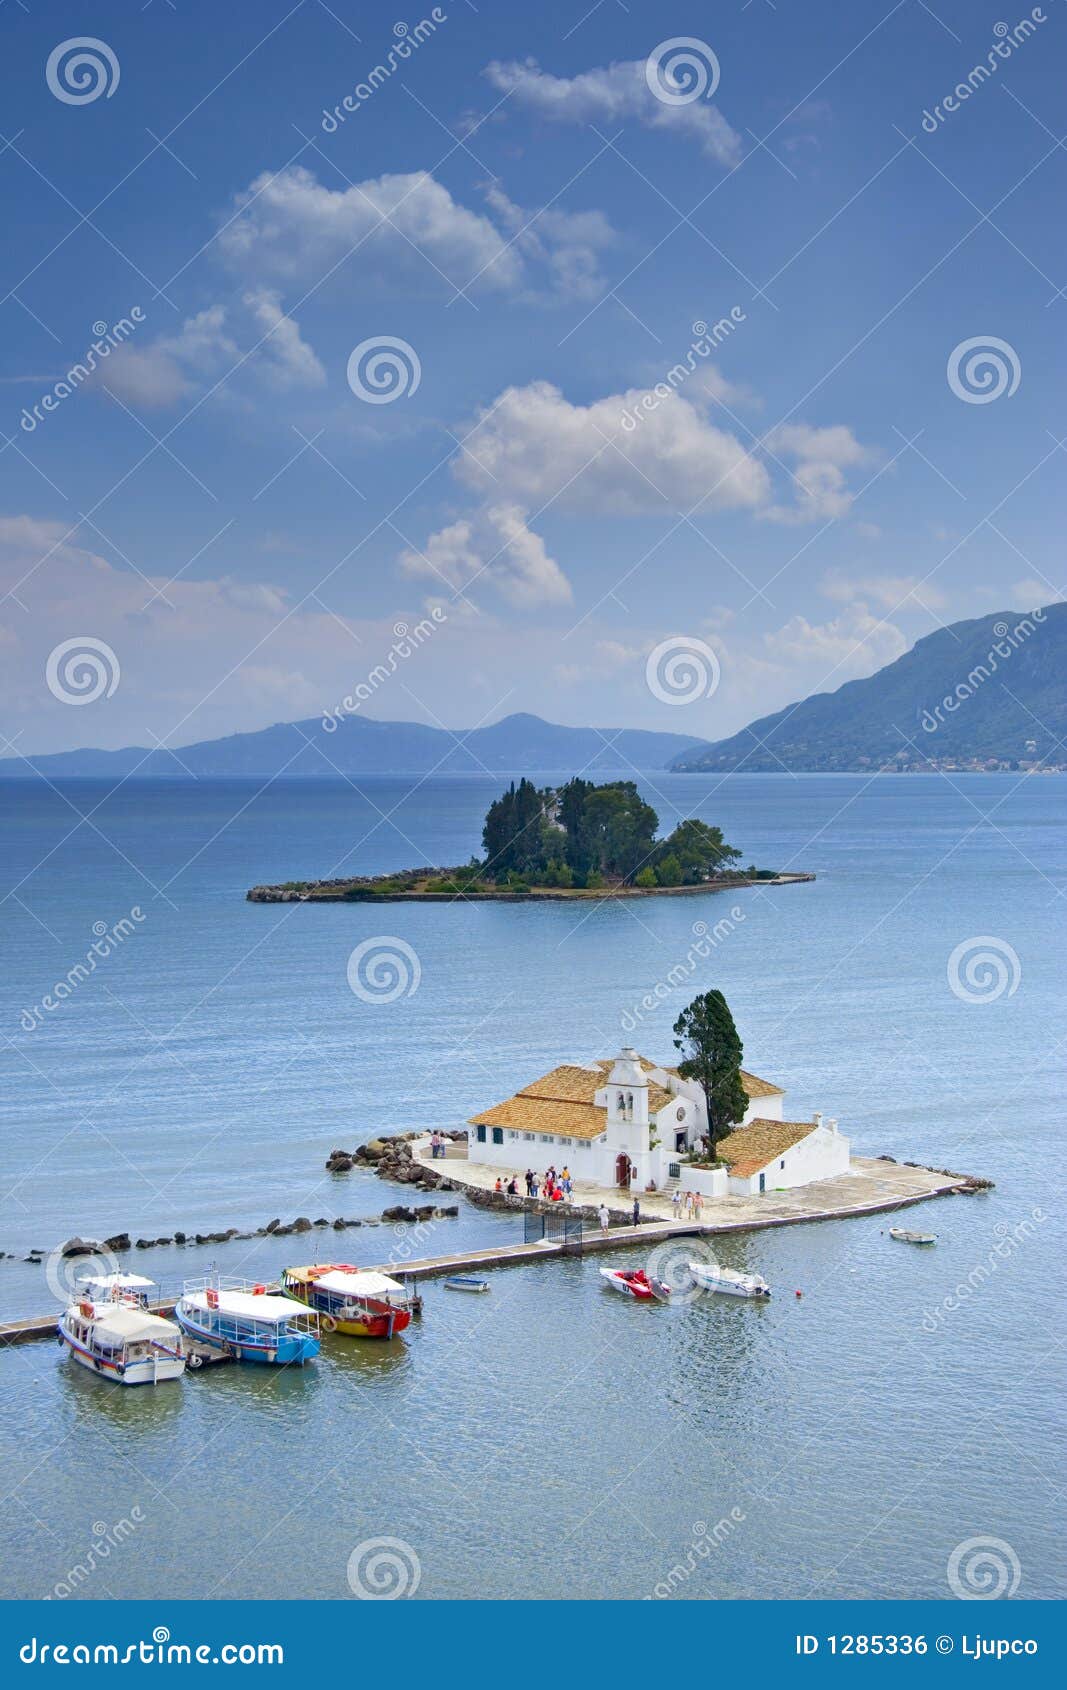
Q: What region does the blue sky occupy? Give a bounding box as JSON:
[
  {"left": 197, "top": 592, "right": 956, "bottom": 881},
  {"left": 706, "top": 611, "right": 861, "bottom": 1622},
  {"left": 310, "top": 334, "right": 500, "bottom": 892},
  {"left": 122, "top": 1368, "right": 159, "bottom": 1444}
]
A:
[{"left": 2, "top": 0, "right": 1065, "bottom": 753}]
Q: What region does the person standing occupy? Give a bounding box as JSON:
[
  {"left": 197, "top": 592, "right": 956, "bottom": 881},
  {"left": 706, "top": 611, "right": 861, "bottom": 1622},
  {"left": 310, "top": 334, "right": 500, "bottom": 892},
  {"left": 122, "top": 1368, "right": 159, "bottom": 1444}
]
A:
[
  {"left": 671, "top": 1188, "right": 681, "bottom": 1220},
  {"left": 632, "top": 1195, "right": 640, "bottom": 1228},
  {"left": 598, "top": 1203, "right": 610, "bottom": 1234},
  {"left": 524, "top": 1168, "right": 534, "bottom": 1196}
]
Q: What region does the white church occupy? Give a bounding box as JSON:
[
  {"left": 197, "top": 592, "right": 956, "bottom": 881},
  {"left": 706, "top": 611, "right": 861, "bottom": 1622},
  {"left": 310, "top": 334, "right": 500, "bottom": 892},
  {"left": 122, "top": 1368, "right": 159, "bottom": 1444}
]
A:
[{"left": 469, "top": 1048, "right": 850, "bottom": 1199}]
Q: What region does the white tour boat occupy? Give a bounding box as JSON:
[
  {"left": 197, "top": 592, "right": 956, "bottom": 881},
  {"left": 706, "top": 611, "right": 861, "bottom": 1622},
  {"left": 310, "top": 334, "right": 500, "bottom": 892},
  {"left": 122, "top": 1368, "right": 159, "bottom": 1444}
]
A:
[
  {"left": 686, "top": 1261, "right": 772, "bottom": 1300},
  {"left": 58, "top": 1279, "right": 186, "bottom": 1385}
]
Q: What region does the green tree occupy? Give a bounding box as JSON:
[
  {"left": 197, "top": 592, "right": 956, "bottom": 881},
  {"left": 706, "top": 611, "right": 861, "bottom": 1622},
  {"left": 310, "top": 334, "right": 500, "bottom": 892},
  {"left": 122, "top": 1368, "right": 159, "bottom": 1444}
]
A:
[
  {"left": 635, "top": 866, "right": 657, "bottom": 888},
  {"left": 582, "top": 782, "right": 659, "bottom": 881},
  {"left": 482, "top": 779, "right": 556, "bottom": 881},
  {"left": 659, "top": 819, "right": 742, "bottom": 883},
  {"left": 672, "top": 990, "right": 747, "bottom": 1158},
  {"left": 655, "top": 853, "right": 683, "bottom": 887}
]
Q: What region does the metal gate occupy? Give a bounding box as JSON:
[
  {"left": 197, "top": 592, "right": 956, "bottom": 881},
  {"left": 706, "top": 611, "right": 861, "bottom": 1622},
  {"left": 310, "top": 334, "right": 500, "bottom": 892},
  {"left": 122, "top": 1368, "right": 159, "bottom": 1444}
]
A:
[{"left": 523, "top": 1209, "right": 583, "bottom": 1253}]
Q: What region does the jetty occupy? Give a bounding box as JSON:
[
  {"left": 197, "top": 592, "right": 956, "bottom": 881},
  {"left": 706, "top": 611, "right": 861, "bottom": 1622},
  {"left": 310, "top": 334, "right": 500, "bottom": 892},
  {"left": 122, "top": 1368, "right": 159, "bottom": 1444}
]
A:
[
  {"left": 0, "top": 1217, "right": 692, "bottom": 1348},
  {"left": 0, "top": 1150, "right": 990, "bottom": 1348}
]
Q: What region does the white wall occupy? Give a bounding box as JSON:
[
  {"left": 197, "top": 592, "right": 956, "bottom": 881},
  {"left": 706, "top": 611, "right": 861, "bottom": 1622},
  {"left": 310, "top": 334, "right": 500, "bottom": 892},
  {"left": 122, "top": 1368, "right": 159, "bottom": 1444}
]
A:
[
  {"left": 728, "top": 1126, "right": 850, "bottom": 1195},
  {"left": 742, "top": 1093, "right": 783, "bottom": 1124},
  {"left": 468, "top": 1127, "right": 604, "bottom": 1175}
]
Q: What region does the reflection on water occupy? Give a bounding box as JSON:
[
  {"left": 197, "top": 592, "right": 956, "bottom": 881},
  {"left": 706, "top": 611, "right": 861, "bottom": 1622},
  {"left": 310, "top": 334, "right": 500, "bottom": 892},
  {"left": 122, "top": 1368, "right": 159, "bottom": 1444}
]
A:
[{"left": 0, "top": 774, "right": 1064, "bottom": 1600}]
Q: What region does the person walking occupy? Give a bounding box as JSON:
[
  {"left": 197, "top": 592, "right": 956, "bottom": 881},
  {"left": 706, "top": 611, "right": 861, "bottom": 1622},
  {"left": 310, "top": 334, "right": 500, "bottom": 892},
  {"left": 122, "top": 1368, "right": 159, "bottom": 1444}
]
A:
[
  {"left": 598, "top": 1203, "right": 610, "bottom": 1234},
  {"left": 632, "top": 1195, "right": 640, "bottom": 1228}
]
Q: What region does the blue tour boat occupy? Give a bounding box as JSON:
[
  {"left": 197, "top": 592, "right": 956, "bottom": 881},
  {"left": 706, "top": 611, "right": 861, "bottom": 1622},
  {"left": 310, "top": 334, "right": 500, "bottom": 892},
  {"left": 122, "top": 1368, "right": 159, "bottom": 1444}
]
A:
[{"left": 175, "top": 1277, "right": 319, "bottom": 1366}]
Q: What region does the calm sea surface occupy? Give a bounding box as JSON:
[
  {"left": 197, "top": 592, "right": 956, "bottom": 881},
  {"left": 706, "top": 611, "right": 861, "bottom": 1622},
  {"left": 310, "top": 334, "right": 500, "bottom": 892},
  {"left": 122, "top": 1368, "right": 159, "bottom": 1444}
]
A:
[{"left": 0, "top": 772, "right": 1064, "bottom": 1600}]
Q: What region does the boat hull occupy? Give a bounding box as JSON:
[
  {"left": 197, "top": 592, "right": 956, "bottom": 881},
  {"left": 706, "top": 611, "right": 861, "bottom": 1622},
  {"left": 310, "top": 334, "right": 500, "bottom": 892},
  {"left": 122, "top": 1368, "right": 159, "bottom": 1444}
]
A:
[
  {"left": 174, "top": 1310, "right": 318, "bottom": 1366},
  {"left": 599, "top": 1269, "right": 664, "bottom": 1301},
  {"left": 282, "top": 1282, "right": 411, "bottom": 1339},
  {"left": 687, "top": 1267, "right": 770, "bottom": 1300},
  {"left": 57, "top": 1319, "right": 185, "bottom": 1385}
]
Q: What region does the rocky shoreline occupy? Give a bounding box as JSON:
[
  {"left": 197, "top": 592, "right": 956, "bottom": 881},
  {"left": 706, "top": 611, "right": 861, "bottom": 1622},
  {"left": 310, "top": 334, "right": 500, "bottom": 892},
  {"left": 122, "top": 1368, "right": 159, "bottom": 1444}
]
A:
[
  {"left": 5, "top": 1196, "right": 461, "bottom": 1268},
  {"left": 247, "top": 873, "right": 815, "bottom": 903}
]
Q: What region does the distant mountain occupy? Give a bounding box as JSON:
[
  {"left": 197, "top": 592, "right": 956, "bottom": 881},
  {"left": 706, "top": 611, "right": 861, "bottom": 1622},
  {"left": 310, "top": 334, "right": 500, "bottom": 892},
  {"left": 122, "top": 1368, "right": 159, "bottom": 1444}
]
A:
[
  {"left": 3, "top": 712, "right": 710, "bottom": 780},
  {"left": 672, "top": 604, "right": 1066, "bottom": 773}
]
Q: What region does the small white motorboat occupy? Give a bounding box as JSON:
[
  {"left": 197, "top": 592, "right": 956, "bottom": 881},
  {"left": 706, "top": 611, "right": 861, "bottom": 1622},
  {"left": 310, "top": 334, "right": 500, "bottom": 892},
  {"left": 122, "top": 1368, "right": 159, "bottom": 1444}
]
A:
[
  {"left": 889, "top": 1227, "right": 937, "bottom": 1246},
  {"left": 686, "top": 1261, "right": 771, "bottom": 1300},
  {"left": 443, "top": 1275, "right": 490, "bottom": 1293},
  {"left": 599, "top": 1267, "right": 671, "bottom": 1301},
  {"left": 58, "top": 1283, "right": 186, "bottom": 1385}
]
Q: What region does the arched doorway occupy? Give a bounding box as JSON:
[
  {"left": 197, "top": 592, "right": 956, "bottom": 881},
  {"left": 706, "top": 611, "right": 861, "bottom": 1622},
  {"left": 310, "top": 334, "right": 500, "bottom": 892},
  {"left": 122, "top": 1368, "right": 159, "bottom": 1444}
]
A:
[{"left": 615, "top": 1152, "right": 631, "bottom": 1188}]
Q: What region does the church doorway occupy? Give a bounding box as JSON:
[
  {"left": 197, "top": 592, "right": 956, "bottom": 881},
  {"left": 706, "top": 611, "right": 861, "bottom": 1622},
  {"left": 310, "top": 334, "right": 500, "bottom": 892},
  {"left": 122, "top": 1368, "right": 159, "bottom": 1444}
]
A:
[{"left": 615, "top": 1153, "right": 631, "bottom": 1188}]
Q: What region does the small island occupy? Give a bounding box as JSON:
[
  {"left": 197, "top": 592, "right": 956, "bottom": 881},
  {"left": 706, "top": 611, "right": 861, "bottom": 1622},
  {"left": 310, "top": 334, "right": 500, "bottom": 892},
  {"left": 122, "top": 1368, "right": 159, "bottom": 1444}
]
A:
[{"left": 247, "top": 778, "right": 815, "bottom": 902}]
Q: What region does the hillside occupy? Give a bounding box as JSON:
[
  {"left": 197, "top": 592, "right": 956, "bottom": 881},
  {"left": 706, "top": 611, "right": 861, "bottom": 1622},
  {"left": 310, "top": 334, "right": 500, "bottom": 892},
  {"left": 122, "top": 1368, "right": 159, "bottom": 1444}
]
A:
[
  {"left": 3, "top": 712, "right": 709, "bottom": 780},
  {"left": 673, "top": 605, "right": 1065, "bottom": 773}
]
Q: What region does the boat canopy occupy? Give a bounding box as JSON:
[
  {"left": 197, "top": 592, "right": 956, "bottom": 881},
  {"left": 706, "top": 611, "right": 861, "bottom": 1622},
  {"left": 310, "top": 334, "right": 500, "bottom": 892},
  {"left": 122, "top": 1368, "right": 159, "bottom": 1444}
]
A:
[
  {"left": 90, "top": 1305, "right": 178, "bottom": 1342},
  {"left": 184, "top": 1290, "right": 303, "bottom": 1323},
  {"left": 79, "top": 1272, "right": 156, "bottom": 1291},
  {"left": 311, "top": 1269, "right": 405, "bottom": 1299}
]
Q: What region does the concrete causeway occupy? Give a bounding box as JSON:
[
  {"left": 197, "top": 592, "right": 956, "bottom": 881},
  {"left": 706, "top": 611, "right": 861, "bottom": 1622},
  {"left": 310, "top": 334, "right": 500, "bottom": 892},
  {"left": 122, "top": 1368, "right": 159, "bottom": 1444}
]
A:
[{"left": 0, "top": 1152, "right": 983, "bottom": 1347}]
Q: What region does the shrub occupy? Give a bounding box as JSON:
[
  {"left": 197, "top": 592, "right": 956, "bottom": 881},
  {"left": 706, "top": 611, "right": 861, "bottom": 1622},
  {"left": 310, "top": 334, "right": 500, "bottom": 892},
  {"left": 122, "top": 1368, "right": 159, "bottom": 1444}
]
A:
[
  {"left": 655, "top": 853, "right": 683, "bottom": 887},
  {"left": 635, "top": 866, "right": 657, "bottom": 888}
]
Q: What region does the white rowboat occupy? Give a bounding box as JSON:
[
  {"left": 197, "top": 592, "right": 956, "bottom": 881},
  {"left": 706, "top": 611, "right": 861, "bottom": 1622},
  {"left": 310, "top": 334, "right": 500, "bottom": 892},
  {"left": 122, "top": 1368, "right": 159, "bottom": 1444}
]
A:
[{"left": 685, "top": 1261, "right": 771, "bottom": 1300}]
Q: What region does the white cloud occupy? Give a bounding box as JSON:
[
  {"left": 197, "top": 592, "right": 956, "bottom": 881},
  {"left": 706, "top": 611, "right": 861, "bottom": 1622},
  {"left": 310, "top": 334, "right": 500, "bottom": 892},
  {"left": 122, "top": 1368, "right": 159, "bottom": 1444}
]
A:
[
  {"left": 453, "top": 379, "right": 770, "bottom": 514},
  {"left": 217, "top": 165, "right": 615, "bottom": 302},
  {"left": 97, "top": 297, "right": 323, "bottom": 411},
  {"left": 484, "top": 57, "right": 742, "bottom": 164},
  {"left": 820, "top": 570, "right": 948, "bottom": 613},
  {"left": 760, "top": 605, "right": 907, "bottom": 679},
  {"left": 220, "top": 165, "right": 522, "bottom": 293},
  {"left": 764, "top": 421, "right": 876, "bottom": 523},
  {"left": 1010, "top": 577, "right": 1062, "bottom": 610},
  {"left": 99, "top": 306, "right": 236, "bottom": 409},
  {"left": 481, "top": 184, "right": 615, "bottom": 300},
  {"left": 0, "top": 514, "right": 463, "bottom": 753},
  {"left": 400, "top": 503, "right": 572, "bottom": 608},
  {"left": 242, "top": 288, "right": 326, "bottom": 388}
]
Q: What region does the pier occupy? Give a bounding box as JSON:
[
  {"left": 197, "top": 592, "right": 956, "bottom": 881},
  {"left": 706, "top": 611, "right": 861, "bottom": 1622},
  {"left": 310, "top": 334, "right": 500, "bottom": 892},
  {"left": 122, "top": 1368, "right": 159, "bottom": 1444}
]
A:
[{"left": 0, "top": 1153, "right": 984, "bottom": 1348}]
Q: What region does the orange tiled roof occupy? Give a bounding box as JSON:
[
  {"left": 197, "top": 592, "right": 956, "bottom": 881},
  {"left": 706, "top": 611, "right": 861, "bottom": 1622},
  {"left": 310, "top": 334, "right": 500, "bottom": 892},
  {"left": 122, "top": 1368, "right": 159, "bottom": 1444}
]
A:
[{"left": 717, "top": 1118, "right": 815, "bottom": 1178}]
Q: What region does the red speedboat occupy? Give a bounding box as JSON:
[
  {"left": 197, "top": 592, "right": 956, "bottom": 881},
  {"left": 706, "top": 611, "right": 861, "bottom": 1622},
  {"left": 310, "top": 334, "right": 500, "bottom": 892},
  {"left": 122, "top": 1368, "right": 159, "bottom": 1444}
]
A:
[{"left": 599, "top": 1267, "right": 671, "bottom": 1301}]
